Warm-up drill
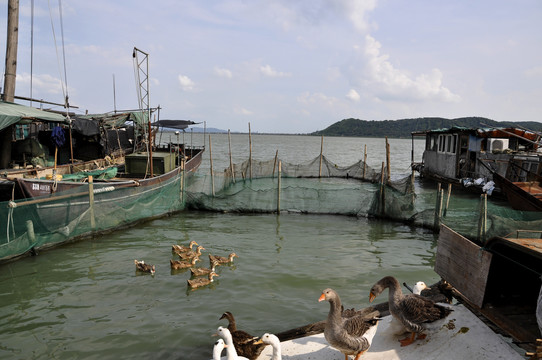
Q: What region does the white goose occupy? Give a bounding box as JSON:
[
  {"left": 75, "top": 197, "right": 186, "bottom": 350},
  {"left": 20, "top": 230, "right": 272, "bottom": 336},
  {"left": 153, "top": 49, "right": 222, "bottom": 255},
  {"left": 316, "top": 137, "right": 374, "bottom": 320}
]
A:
[
  {"left": 215, "top": 326, "right": 250, "bottom": 360},
  {"left": 412, "top": 281, "right": 430, "bottom": 295},
  {"left": 212, "top": 338, "right": 226, "bottom": 360},
  {"left": 254, "top": 333, "right": 281, "bottom": 360}
]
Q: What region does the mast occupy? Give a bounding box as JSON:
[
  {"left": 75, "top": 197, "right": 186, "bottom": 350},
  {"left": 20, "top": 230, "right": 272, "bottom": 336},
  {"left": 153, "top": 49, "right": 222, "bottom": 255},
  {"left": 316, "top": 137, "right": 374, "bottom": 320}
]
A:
[{"left": 0, "top": 0, "right": 19, "bottom": 168}]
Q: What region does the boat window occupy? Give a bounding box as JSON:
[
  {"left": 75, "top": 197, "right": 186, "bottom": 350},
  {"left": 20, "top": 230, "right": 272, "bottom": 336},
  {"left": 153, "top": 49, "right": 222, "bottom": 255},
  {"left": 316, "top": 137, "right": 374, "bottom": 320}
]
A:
[{"left": 437, "top": 134, "right": 457, "bottom": 154}]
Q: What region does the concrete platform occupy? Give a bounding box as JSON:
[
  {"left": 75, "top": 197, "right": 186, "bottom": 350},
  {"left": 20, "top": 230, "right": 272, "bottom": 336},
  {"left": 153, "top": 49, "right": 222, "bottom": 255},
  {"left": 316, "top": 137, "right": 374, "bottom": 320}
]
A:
[{"left": 258, "top": 304, "right": 523, "bottom": 359}]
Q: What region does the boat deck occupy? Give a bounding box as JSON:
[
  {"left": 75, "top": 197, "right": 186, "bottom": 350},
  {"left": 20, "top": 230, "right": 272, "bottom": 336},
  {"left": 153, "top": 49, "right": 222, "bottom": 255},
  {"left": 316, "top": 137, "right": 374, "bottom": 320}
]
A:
[{"left": 258, "top": 305, "right": 523, "bottom": 360}]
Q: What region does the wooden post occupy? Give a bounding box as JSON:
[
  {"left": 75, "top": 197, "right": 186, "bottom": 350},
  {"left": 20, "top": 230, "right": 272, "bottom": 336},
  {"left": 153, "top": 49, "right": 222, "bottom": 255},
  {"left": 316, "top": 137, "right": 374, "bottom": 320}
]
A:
[
  {"left": 277, "top": 161, "right": 282, "bottom": 214},
  {"left": 272, "top": 150, "right": 278, "bottom": 178},
  {"left": 443, "top": 183, "right": 452, "bottom": 217},
  {"left": 363, "top": 144, "right": 367, "bottom": 180},
  {"left": 385, "top": 137, "right": 391, "bottom": 184},
  {"left": 180, "top": 158, "right": 185, "bottom": 203},
  {"left": 319, "top": 135, "right": 324, "bottom": 178},
  {"left": 248, "top": 122, "right": 252, "bottom": 180},
  {"left": 411, "top": 168, "right": 416, "bottom": 203},
  {"left": 478, "top": 193, "right": 487, "bottom": 244},
  {"left": 380, "top": 162, "right": 385, "bottom": 215},
  {"left": 434, "top": 183, "right": 442, "bottom": 230},
  {"left": 148, "top": 119, "right": 153, "bottom": 177},
  {"left": 228, "top": 129, "right": 235, "bottom": 183},
  {"left": 88, "top": 175, "right": 96, "bottom": 230},
  {"left": 209, "top": 135, "right": 214, "bottom": 196},
  {"left": 0, "top": 0, "right": 19, "bottom": 168}
]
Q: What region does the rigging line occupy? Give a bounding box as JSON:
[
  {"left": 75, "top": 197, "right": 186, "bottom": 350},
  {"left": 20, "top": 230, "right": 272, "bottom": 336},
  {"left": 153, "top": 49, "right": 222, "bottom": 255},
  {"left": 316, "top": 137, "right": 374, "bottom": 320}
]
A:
[
  {"left": 47, "top": 0, "right": 67, "bottom": 106},
  {"left": 58, "top": 0, "right": 69, "bottom": 109},
  {"left": 30, "top": 0, "right": 34, "bottom": 106}
]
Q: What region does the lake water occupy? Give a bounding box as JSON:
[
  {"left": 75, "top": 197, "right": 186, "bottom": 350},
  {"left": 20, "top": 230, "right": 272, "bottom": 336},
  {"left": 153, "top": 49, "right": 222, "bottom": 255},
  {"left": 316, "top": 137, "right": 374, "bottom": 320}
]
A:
[{"left": 0, "top": 134, "right": 442, "bottom": 360}]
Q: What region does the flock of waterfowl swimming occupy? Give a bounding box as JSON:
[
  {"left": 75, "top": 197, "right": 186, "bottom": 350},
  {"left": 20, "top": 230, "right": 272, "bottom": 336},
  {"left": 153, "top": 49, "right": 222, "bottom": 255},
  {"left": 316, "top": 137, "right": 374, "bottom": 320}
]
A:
[
  {"left": 134, "top": 240, "right": 238, "bottom": 289},
  {"left": 137, "top": 241, "right": 453, "bottom": 359}
]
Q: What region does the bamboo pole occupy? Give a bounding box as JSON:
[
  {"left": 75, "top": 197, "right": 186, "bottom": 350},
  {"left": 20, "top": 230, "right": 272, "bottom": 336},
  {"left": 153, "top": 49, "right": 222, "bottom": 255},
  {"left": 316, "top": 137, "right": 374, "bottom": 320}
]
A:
[
  {"left": 228, "top": 129, "right": 235, "bottom": 183},
  {"left": 319, "top": 135, "right": 324, "bottom": 178},
  {"left": 277, "top": 161, "right": 282, "bottom": 214},
  {"left": 478, "top": 193, "right": 487, "bottom": 244},
  {"left": 443, "top": 183, "right": 452, "bottom": 217},
  {"left": 434, "top": 183, "right": 443, "bottom": 230},
  {"left": 380, "top": 162, "right": 385, "bottom": 216},
  {"left": 385, "top": 137, "right": 391, "bottom": 184},
  {"left": 248, "top": 122, "right": 252, "bottom": 180},
  {"left": 209, "top": 135, "right": 214, "bottom": 196},
  {"left": 363, "top": 144, "right": 367, "bottom": 180},
  {"left": 89, "top": 175, "right": 96, "bottom": 230},
  {"left": 180, "top": 158, "right": 185, "bottom": 203},
  {"left": 272, "top": 150, "right": 278, "bottom": 178}
]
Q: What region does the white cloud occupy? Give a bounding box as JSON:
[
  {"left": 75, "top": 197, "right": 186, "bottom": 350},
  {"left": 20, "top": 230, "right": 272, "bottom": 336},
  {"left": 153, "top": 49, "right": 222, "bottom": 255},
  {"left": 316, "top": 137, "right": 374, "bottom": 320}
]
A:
[
  {"left": 234, "top": 106, "right": 253, "bottom": 115},
  {"left": 360, "top": 35, "right": 460, "bottom": 102},
  {"left": 178, "top": 75, "right": 195, "bottom": 92},
  {"left": 214, "top": 66, "right": 233, "bottom": 78},
  {"left": 260, "top": 64, "right": 291, "bottom": 78},
  {"left": 17, "top": 73, "right": 64, "bottom": 95},
  {"left": 297, "top": 92, "right": 338, "bottom": 107},
  {"left": 525, "top": 66, "right": 542, "bottom": 77},
  {"left": 346, "top": 89, "right": 360, "bottom": 102}
]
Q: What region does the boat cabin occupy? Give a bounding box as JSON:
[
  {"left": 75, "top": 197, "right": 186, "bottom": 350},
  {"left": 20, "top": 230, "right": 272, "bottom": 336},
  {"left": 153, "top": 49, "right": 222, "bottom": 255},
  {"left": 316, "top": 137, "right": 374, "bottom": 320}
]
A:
[{"left": 412, "top": 126, "right": 542, "bottom": 190}]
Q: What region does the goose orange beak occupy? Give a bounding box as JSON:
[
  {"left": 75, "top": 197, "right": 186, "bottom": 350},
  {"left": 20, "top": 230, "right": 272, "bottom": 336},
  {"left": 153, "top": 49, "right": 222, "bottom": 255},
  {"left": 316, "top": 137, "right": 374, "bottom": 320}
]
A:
[
  {"left": 369, "top": 292, "right": 376, "bottom": 303},
  {"left": 318, "top": 293, "right": 326, "bottom": 302}
]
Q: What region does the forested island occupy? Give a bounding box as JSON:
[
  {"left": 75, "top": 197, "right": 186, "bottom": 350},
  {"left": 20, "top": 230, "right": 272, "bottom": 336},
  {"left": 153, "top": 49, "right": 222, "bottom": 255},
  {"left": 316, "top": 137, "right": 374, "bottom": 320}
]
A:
[{"left": 311, "top": 117, "right": 542, "bottom": 138}]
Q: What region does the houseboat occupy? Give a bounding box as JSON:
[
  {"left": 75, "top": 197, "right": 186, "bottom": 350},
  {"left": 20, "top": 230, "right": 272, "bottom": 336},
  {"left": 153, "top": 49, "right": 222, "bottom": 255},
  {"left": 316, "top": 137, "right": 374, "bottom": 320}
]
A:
[{"left": 411, "top": 126, "right": 542, "bottom": 195}]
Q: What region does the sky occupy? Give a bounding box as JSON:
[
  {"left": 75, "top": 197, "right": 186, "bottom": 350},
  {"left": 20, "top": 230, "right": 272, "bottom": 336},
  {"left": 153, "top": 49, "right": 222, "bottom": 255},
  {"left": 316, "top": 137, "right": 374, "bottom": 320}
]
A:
[{"left": 1, "top": 0, "right": 541, "bottom": 134}]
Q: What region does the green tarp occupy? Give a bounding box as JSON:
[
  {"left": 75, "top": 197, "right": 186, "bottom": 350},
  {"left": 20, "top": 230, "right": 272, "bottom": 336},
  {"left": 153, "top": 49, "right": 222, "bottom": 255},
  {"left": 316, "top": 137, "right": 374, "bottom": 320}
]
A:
[{"left": 0, "top": 101, "right": 67, "bottom": 131}]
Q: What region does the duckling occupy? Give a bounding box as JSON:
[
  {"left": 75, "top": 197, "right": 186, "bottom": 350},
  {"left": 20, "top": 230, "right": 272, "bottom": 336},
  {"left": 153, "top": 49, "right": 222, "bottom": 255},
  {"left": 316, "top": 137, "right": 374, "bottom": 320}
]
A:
[
  {"left": 134, "top": 260, "right": 155, "bottom": 275},
  {"left": 369, "top": 276, "right": 453, "bottom": 347},
  {"left": 170, "top": 257, "right": 200, "bottom": 270},
  {"left": 187, "top": 271, "right": 219, "bottom": 289},
  {"left": 191, "top": 259, "right": 220, "bottom": 277},
  {"left": 178, "top": 245, "right": 205, "bottom": 260},
  {"left": 254, "top": 333, "right": 281, "bottom": 360},
  {"left": 209, "top": 252, "right": 238, "bottom": 265},
  {"left": 319, "top": 288, "right": 379, "bottom": 360},
  {"left": 219, "top": 311, "right": 265, "bottom": 360},
  {"left": 172, "top": 240, "right": 198, "bottom": 253}
]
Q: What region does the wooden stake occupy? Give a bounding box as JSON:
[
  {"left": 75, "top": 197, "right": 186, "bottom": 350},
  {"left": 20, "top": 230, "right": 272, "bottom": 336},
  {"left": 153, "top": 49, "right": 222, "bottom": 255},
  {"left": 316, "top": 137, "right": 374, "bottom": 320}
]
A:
[
  {"left": 273, "top": 150, "right": 278, "bottom": 178},
  {"left": 228, "top": 129, "right": 235, "bottom": 183},
  {"left": 443, "top": 183, "right": 452, "bottom": 217},
  {"left": 319, "top": 135, "right": 324, "bottom": 178},
  {"left": 478, "top": 193, "right": 487, "bottom": 244},
  {"left": 434, "top": 183, "right": 442, "bottom": 230},
  {"left": 248, "top": 122, "right": 252, "bottom": 180},
  {"left": 380, "top": 162, "right": 385, "bottom": 215},
  {"left": 88, "top": 175, "right": 96, "bottom": 230},
  {"left": 209, "top": 135, "right": 214, "bottom": 196},
  {"left": 180, "top": 158, "right": 185, "bottom": 203},
  {"left": 277, "top": 161, "right": 282, "bottom": 214},
  {"left": 385, "top": 137, "right": 391, "bottom": 184},
  {"left": 363, "top": 144, "right": 367, "bottom": 180}
]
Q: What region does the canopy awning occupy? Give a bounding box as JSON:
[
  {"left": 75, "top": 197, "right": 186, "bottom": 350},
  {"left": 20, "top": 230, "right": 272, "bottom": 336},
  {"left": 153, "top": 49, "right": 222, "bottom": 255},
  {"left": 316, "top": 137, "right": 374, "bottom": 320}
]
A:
[
  {"left": 151, "top": 119, "right": 198, "bottom": 130},
  {"left": 0, "top": 101, "right": 67, "bottom": 131}
]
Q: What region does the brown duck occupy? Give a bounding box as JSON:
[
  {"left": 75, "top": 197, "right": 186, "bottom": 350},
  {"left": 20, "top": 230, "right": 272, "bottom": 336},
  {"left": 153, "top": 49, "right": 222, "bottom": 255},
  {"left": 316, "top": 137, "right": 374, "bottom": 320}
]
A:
[
  {"left": 170, "top": 257, "right": 199, "bottom": 270},
  {"left": 134, "top": 260, "right": 155, "bottom": 275},
  {"left": 319, "top": 288, "right": 379, "bottom": 360},
  {"left": 172, "top": 240, "right": 198, "bottom": 253},
  {"left": 209, "top": 252, "right": 238, "bottom": 264},
  {"left": 190, "top": 259, "right": 220, "bottom": 277},
  {"left": 177, "top": 245, "right": 205, "bottom": 260},
  {"left": 369, "top": 276, "right": 453, "bottom": 346},
  {"left": 219, "top": 311, "right": 266, "bottom": 360},
  {"left": 187, "top": 271, "right": 218, "bottom": 289}
]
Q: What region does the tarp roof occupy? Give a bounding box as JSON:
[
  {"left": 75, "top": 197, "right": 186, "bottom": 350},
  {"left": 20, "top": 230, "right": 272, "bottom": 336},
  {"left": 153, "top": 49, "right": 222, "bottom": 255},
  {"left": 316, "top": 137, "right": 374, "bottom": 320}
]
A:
[
  {"left": 151, "top": 119, "right": 198, "bottom": 130},
  {"left": 0, "top": 101, "right": 67, "bottom": 131}
]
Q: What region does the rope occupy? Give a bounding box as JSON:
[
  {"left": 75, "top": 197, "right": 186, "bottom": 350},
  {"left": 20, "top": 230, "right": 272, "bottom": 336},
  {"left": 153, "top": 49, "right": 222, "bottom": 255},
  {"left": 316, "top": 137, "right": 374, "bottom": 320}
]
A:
[{"left": 47, "top": 0, "right": 69, "bottom": 107}]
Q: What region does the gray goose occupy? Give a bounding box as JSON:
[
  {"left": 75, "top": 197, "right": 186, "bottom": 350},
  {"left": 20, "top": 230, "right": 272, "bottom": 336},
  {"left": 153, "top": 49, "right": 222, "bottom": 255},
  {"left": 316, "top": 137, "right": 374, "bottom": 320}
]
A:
[
  {"left": 319, "top": 288, "right": 379, "bottom": 360},
  {"left": 369, "top": 276, "right": 453, "bottom": 346},
  {"left": 219, "top": 311, "right": 266, "bottom": 360}
]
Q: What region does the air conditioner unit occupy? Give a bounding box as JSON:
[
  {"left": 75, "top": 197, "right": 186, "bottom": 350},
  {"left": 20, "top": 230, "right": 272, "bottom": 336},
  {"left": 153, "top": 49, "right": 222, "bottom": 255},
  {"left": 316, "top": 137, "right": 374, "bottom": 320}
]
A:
[{"left": 487, "top": 138, "right": 509, "bottom": 152}]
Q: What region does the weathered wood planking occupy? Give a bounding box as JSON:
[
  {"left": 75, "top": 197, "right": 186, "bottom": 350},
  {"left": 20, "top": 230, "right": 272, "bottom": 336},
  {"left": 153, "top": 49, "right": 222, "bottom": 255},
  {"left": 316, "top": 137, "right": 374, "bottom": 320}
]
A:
[{"left": 435, "top": 224, "right": 492, "bottom": 307}]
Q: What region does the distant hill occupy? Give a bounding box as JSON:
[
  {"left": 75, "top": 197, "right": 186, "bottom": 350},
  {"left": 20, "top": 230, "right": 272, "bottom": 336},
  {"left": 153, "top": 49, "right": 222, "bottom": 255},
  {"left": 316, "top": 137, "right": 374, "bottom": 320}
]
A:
[{"left": 311, "top": 117, "right": 542, "bottom": 138}]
